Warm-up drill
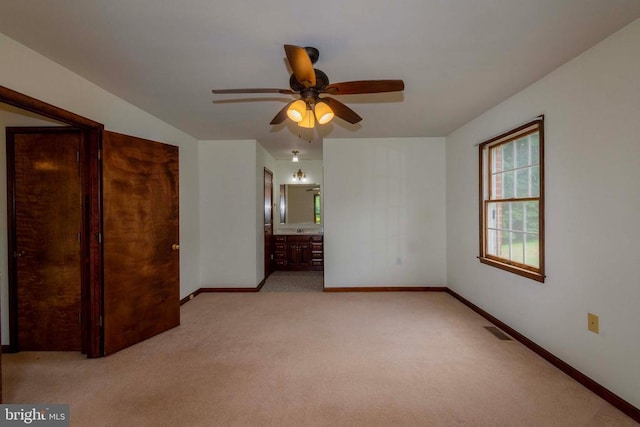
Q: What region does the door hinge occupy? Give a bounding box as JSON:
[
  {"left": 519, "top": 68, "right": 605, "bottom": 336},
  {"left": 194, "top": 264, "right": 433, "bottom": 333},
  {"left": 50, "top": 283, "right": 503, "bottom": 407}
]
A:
[
  {"left": 97, "top": 233, "right": 102, "bottom": 243},
  {"left": 97, "top": 149, "right": 102, "bottom": 160}
]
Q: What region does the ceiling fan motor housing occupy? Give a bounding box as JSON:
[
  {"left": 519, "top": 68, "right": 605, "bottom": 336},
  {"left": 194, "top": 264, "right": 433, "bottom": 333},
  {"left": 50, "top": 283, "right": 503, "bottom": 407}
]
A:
[
  {"left": 304, "top": 46, "right": 319, "bottom": 64},
  {"left": 289, "top": 68, "right": 329, "bottom": 92}
]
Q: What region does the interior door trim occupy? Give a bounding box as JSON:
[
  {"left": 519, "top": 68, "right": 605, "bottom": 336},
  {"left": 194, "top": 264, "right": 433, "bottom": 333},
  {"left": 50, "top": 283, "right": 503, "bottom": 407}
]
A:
[
  {"left": 264, "top": 167, "right": 274, "bottom": 279},
  {"left": 1, "top": 86, "right": 104, "bottom": 358}
]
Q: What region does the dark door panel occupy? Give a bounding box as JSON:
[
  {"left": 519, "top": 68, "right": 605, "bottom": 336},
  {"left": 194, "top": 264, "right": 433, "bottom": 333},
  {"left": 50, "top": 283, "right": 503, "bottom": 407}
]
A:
[
  {"left": 8, "top": 128, "right": 83, "bottom": 351},
  {"left": 102, "top": 131, "right": 180, "bottom": 355}
]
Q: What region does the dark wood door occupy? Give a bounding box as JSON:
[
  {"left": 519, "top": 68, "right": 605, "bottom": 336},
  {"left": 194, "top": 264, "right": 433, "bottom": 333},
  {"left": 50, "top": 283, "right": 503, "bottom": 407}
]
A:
[
  {"left": 264, "top": 168, "right": 274, "bottom": 279},
  {"left": 8, "top": 128, "right": 83, "bottom": 351},
  {"left": 102, "top": 131, "right": 180, "bottom": 355}
]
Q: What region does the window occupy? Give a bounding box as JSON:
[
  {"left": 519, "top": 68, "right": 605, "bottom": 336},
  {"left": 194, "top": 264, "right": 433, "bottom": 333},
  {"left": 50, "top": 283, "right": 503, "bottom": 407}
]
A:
[
  {"left": 479, "top": 116, "right": 545, "bottom": 282},
  {"left": 314, "top": 193, "right": 321, "bottom": 224}
]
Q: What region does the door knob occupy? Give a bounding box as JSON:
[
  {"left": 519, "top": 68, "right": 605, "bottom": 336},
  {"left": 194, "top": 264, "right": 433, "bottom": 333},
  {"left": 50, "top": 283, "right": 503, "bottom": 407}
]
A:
[{"left": 172, "top": 244, "right": 180, "bottom": 251}]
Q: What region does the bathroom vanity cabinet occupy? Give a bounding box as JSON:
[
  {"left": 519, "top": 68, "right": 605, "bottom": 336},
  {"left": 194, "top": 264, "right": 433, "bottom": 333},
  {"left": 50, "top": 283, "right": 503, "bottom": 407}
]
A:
[{"left": 274, "top": 234, "right": 323, "bottom": 271}]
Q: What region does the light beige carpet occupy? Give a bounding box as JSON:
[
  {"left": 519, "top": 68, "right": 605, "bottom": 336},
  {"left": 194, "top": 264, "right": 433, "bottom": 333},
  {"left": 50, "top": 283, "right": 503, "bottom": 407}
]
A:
[{"left": 3, "top": 292, "right": 637, "bottom": 426}]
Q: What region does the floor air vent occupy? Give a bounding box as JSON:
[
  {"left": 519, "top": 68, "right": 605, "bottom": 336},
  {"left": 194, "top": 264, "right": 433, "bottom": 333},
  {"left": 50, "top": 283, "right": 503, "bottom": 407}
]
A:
[{"left": 484, "top": 326, "right": 512, "bottom": 341}]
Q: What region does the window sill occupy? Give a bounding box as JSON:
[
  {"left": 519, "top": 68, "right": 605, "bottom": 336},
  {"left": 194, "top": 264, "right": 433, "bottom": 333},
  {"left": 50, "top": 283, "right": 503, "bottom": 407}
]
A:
[{"left": 479, "top": 257, "right": 545, "bottom": 283}]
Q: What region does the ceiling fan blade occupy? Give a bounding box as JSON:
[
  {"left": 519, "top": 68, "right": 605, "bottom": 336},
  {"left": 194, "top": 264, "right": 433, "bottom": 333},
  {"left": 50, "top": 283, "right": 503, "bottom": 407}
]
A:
[
  {"left": 322, "top": 97, "right": 362, "bottom": 124},
  {"left": 284, "top": 45, "right": 316, "bottom": 88},
  {"left": 270, "top": 101, "right": 294, "bottom": 125},
  {"left": 323, "top": 80, "right": 405, "bottom": 95},
  {"left": 212, "top": 88, "right": 295, "bottom": 95}
]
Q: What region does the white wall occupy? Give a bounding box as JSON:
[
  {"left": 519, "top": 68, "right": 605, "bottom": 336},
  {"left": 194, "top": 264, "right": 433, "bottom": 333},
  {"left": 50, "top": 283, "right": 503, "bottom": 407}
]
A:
[
  {"left": 324, "top": 137, "right": 447, "bottom": 288},
  {"left": 199, "top": 140, "right": 259, "bottom": 287},
  {"left": 446, "top": 19, "right": 640, "bottom": 408},
  {"left": 198, "top": 140, "right": 274, "bottom": 287},
  {"left": 0, "top": 33, "right": 201, "bottom": 345}
]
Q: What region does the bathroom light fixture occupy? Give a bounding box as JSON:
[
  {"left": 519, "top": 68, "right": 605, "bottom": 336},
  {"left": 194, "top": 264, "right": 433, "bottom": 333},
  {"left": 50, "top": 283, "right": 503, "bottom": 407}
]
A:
[
  {"left": 293, "top": 169, "right": 306, "bottom": 181},
  {"left": 291, "top": 151, "right": 299, "bottom": 163}
]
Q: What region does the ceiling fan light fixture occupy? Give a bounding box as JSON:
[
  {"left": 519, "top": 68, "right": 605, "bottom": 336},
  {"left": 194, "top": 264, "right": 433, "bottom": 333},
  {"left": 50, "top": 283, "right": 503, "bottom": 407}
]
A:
[
  {"left": 291, "top": 150, "right": 299, "bottom": 162},
  {"left": 314, "top": 101, "right": 334, "bottom": 124},
  {"left": 286, "top": 100, "right": 306, "bottom": 122},
  {"left": 298, "top": 108, "right": 315, "bottom": 128}
]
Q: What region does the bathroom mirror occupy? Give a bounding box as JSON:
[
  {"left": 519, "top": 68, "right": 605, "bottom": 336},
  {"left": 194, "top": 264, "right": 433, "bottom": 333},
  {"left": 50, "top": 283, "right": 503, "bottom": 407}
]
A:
[{"left": 279, "top": 184, "right": 321, "bottom": 225}]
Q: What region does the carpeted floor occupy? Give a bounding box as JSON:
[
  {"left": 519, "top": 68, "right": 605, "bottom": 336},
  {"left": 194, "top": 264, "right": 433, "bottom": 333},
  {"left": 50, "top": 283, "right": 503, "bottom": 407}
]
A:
[
  {"left": 260, "top": 270, "right": 324, "bottom": 292},
  {"left": 3, "top": 292, "right": 637, "bottom": 426}
]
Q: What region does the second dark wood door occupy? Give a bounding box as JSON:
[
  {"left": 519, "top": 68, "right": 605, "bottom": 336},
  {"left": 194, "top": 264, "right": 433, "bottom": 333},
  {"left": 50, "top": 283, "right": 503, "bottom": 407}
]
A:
[{"left": 102, "top": 131, "right": 180, "bottom": 355}]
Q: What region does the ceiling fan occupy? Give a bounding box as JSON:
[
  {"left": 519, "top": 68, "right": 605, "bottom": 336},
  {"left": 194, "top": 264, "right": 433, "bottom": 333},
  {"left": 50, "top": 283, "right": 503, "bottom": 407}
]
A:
[{"left": 212, "top": 45, "right": 404, "bottom": 127}]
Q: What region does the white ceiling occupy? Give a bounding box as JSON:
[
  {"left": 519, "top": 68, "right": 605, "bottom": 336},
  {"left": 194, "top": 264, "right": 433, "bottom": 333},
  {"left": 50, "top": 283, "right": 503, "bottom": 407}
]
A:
[{"left": 1, "top": 1, "right": 639, "bottom": 159}]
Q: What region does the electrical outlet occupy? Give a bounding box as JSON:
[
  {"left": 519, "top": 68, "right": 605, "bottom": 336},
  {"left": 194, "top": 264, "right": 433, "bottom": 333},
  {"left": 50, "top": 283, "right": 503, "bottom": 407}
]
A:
[{"left": 587, "top": 313, "right": 599, "bottom": 334}]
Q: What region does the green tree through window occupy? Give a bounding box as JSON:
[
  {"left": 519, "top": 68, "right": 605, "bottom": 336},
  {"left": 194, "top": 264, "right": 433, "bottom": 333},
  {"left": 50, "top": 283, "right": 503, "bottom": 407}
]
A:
[{"left": 314, "top": 194, "right": 321, "bottom": 224}]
